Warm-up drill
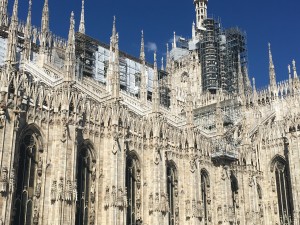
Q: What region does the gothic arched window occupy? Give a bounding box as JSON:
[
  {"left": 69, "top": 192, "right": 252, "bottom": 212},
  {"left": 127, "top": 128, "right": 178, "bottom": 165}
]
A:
[
  {"left": 13, "top": 132, "right": 40, "bottom": 225},
  {"left": 76, "top": 145, "right": 95, "bottom": 225},
  {"left": 126, "top": 152, "right": 141, "bottom": 225},
  {"left": 201, "top": 170, "right": 210, "bottom": 225},
  {"left": 271, "top": 156, "right": 293, "bottom": 224},
  {"left": 167, "top": 161, "right": 177, "bottom": 225},
  {"left": 230, "top": 172, "right": 239, "bottom": 212}
]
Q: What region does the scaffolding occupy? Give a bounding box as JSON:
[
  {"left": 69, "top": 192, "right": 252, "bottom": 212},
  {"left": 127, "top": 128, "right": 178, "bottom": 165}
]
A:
[
  {"left": 199, "top": 19, "right": 248, "bottom": 94},
  {"left": 223, "top": 28, "right": 248, "bottom": 94},
  {"left": 200, "top": 18, "right": 221, "bottom": 93}
]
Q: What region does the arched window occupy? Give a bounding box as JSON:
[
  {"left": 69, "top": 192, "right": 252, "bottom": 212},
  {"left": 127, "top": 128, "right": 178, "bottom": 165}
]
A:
[
  {"left": 230, "top": 172, "right": 238, "bottom": 212},
  {"left": 76, "top": 145, "right": 95, "bottom": 225},
  {"left": 13, "top": 132, "right": 40, "bottom": 225},
  {"left": 167, "top": 161, "right": 177, "bottom": 225},
  {"left": 126, "top": 152, "right": 141, "bottom": 225},
  {"left": 201, "top": 170, "right": 210, "bottom": 225},
  {"left": 271, "top": 156, "right": 293, "bottom": 224}
]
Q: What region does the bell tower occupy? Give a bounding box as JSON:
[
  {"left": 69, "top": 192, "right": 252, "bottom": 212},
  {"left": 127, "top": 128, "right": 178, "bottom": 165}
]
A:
[{"left": 194, "top": 0, "right": 208, "bottom": 29}]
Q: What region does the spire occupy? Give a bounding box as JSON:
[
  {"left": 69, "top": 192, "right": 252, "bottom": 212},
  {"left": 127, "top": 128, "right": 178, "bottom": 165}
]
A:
[
  {"left": 268, "top": 43, "right": 277, "bottom": 93},
  {"left": 292, "top": 60, "right": 298, "bottom": 79},
  {"left": 140, "top": 30, "right": 145, "bottom": 62},
  {"left": 288, "top": 64, "right": 292, "bottom": 80},
  {"left": 64, "top": 11, "right": 76, "bottom": 81},
  {"left": 166, "top": 43, "right": 171, "bottom": 72},
  {"left": 243, "top": 66, "right": 252, "bottom": 95},
  {"left": 252, "top": 77, "right": 258, "bottom": 105},
  {"left": 173, "top": 31, "right": 176, "bottom": 49},
  {"left": 161, "top": 57, "right": 164, "bottom": 71},
  {"left": 112, "top": 16, "right": 117, "bottom": 44},
  {"left": 23, "top": 0, "right": 32, "bottom": 62},
  {"left": 152, "top": 52, "right": 159, "bottom": 112},
  {"left": 0, "top": 0, "right": 8, "bottom": 26},
  {"left": 5, "top": 0, "right": 18, "bottom": 67},
  {"left": 192, "top": 21, "right": 196, "bottom": 39},
  {"left": 139, "top": 30, "right": 147, "bottom": 104},
  {"left": 79, "top": 0, "right": 85, "bottom": 34},
  {"left": 252, "top": 77, "right": 256, "bottom": 92},
  {"left": 41, "top": 0, "right": 49, "bottom": 34},
  {"left": 112, "top": 33, "right": 120, "bottom": 99}
]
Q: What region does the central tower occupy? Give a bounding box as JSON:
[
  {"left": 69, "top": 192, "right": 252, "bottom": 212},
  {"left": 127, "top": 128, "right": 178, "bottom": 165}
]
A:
[{"left": 194, "top": 0, "right": 208, "bottom": 29}]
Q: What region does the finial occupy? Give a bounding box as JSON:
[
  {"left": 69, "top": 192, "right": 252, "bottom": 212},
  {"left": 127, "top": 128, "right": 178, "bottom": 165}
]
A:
[
  {"left": 252, "top": 77, "right": 256, "bottom": 91},
  {"left": 26, "top": 0, "right": 32, "bottom": 26},
  {"left": 288, "top": 64, "right": 291, "bottom": 80},
  {"left": 292, "top": 60, "right": 298, "bottom": 78},
  {"left": 12, "top": 0, "right": 18, "bottom": 22},
  {"left": 173, "top": 31, "right": 177, "bottom": 49},
  {"left": 41, "top": 0, "right": 49, "bottom": 33},
  {"left": 112, "top": 16, "right": 116, "bottom": 37},
  {"left": 154, "top": 51, "right": 157, "bottom": 70},
  {"left": 64, "top": 11, "right": 76, "bottom": 81},
  {"left": 79, "top": 0, "right": 85, "bottom": 34},
  {"left": 161, "top": 57, "right": 164, "bottom": 71}
]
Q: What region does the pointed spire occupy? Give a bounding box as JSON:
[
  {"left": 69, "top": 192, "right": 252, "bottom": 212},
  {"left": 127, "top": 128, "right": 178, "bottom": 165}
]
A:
[
  {"left": 268, "top": 43, "right": 277, "bottom": 93},
  {"left": 139, "top": 30, "right": 147, "bottom": 104},
  {"left": 112, "top": 33, "right": 120, "bottom": 99},
  {"left": 173, "top": 31, "right": 177, "bottom": 49},
  {"left": 252, "top": 77, "right": 256, "bottom": 93},
  {"left": 288, "top": 64, "right": 292, "bottom": 80},
  {"left": 41, "top": 0, "right": 49, "bottom": 34},
  {"left": 23, "top": 0, "right": 32, "bottom": 62},
  {"left": 140, "top": 30, "right": 145, "bottom": 62},
  {"left": 112, "top": 16, "right": 117, "bottom": 43},
  {"left": 79, "top": 0, "right": 85, "bottom": 34},
  {"left": 192, "top": 21, "right": 196, "bottom": 40},
  {"left": 64, "top": 11, "right": 76, "bottom": 81},
  {"left": 161, "top": 57, "right": 164, "bottom": 71},
  {"left": 0, "top": 0, "right": 8, "bottom": 26},
  {"left": 152, "top": 52, "right": 159, "bottom": 112},
  {"left": 292, "top": 60, "right": 298, "bottom": 79},
  {"left": 5, "top": 0, "right": 18, "bottom": 67},
  {"left": 166, "top": 43, "right": 171, "bottom": 72}
]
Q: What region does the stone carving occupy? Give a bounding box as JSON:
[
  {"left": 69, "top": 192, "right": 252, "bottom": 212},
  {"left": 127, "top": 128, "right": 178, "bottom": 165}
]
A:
[
  {"left": 33, "top": 206, "right": 39, "bottom": 225},
  {"left": 37, "top": 157, "right": 43, "bottom": 176},
  {"left": 0, "top": 167, "right": 8, "bottom": 194},
  {"left": 0, "top": 101, "right": 6, "bottom": 128},
  {"left": 51, "top": 180, "right": 57, "bottom": 202},
  {"left": 35, "top": 178, "right": 41, "bottom": 198}
]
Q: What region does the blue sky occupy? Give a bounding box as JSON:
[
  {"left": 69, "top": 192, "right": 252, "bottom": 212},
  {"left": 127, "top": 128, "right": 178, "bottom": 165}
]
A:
[{"left": 9, "top": 0, "right": 300, "bottom": 89}]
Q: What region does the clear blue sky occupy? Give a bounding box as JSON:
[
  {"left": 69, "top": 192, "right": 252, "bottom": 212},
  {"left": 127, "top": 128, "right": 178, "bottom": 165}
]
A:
[{"left": 9, "top": 0, "right": 300, "bottom": 89}]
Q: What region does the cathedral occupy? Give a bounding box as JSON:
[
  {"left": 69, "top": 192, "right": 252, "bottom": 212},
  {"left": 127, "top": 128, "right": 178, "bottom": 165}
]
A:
[{"left": 0, "top": 0, "right": 298, "bottom": 224}]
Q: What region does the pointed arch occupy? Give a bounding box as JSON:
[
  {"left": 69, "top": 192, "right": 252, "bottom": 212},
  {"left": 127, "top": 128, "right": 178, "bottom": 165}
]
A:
[
  {"left": 75, "top": 139, "right": 96, "bottom": 225},
  {"left": 200, "top": 168, "right": 210, "bottom": 224},
  {"left": 166, "top": 160, "right": 178, "bottom": 225},
  {"left": 126, "top": 150, "right": 142, "bottom": 225},
  {"left": 12, "top": 124, "right": 44, "bottom": 225},
  {"left": 270, "top": 155, "right": 293, "bottom": 224}
]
